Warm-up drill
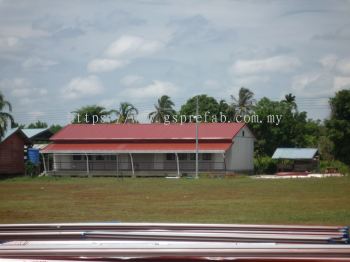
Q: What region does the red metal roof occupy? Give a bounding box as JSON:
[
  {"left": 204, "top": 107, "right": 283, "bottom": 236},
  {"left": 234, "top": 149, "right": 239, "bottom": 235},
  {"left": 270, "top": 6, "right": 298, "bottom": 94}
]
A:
[
  {"left": 51, "top": 123, "right": 245, "bottom": 141},
  {"left": 42, "top": 142, "right": 232, "bottom": 153}
]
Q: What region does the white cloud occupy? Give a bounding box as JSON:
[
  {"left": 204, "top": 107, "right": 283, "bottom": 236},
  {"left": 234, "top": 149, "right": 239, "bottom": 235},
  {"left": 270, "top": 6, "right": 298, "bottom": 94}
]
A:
[
  {"left": 86, "top": 35, "right": 163, "bottom": 74},
  {"left": 120, "top": 75, "right": 144, "bottom": 86},
  {"left": 22, "top": 57, "right": 58, "bottom": 70},
  {"left": 0, "top": 25, "right": 48, "bottom": 38},
  {"left": 320, "top": 54, "right": 338, "bottom": 70},
  {"left": 11, "top": 87, "right": 31, "bottom": 97},
  {"left": 0, "top": 36, "right": 19, "bottom": 49},
  {"left": 0, "top": 78, "right": 48, "bottom": 108},
  {"left": 98, "top": 98, "right": 118, "bottom": 109},
  {"left": 235, "top": 75, "right": 270, "bottom": 86},
  {"left": 62, "top": 75, "right": 104, "bottom": 99},
  {"left": 0, "top": 78, "right": 30, "bottom": 97},
  {"left": 203, "top": 79, "right": 221, "bottom": 91},
  {"left": 37, "top": 88, "right": 48, "bottom": 95},
  {"left": 292, "top": 72, "right": 321, "bottom": 92},
  {"left": 28, "top": 110, "right": 45, "bottom": 118},
  {"left": 291, "top": 71, "right": 350, "bottom": 98},
  {"left": 124, "top": 80, "right": 178, "bottom": 99},
  {"left": 230, "top": 56, "right": 301, "bottom": 75},
  {"left": 105, "top": 35, "right": 163, "bottom": 59},
  {"left": 337, "top": 59, "right": 350, "bottom": 75},
  {"left": 334, "top": 76, "right": 350, "bottom": 90},
  {"left": 87, "top": 58, "right": 126, "bottom": 73}
]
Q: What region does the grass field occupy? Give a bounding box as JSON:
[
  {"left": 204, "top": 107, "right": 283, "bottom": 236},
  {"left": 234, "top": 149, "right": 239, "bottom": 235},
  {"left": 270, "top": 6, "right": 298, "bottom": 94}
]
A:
[{"left": 0, "top": 176, "right": 349, "bottom": 225}]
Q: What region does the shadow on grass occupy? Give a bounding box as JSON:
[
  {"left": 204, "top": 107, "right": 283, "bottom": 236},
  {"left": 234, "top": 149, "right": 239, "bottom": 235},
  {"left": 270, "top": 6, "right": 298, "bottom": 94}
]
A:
[{"left": 0, "top": 173, "right": 26, "bottom": 181}]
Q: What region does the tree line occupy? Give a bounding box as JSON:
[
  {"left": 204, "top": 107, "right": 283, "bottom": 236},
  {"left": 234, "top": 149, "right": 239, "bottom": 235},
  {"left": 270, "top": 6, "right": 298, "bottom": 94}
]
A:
[{"left": 0, "top": 88, "right": 349, "bottom": 165}]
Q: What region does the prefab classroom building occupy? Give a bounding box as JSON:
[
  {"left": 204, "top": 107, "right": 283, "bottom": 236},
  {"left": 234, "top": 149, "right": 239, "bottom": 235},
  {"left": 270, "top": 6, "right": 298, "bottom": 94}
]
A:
[{"left": 42, "top": 123, "right": 255, "bottom": 177}]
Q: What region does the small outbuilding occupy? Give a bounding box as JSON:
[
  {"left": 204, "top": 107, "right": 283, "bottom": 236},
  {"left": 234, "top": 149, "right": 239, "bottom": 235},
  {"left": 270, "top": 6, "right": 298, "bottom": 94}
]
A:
[
  {"left": 0, "top": 128, "right": 31, "bottom": 175},
  {"left": 272, "top": 148, "right": 319, "bottom": 172}
]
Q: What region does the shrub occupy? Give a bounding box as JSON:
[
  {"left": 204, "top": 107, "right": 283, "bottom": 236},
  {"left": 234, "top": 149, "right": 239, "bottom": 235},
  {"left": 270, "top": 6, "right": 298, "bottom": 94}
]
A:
[
  {"left": 25, "top": 162, "right": 39, "bottom": 177},
  {"left": 254, "top": 156, "right": 277, "bottom": 174},
  {"left": 319, "top": 160, "right": 350, "bottom": 175}
]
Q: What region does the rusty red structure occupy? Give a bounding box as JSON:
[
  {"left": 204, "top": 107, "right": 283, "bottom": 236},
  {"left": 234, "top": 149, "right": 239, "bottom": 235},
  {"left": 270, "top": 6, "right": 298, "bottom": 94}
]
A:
[{"left": 0, "top": 128, "right": 30, "bottom": 175}]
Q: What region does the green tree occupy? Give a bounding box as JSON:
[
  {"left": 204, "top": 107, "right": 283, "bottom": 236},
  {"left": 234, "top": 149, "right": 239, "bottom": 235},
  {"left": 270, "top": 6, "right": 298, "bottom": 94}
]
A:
[
  {"left": 250, "top": 97, "right": 310, "bottom": 156},
  {"left": 12, "top": 122, "right": 25, "bottom": 129},
  {"left": 303, "top": 119, "right": 321, "bottom": 147},
  {"left": 148, "top": 95, "right": 176, "bottom": 123},
  {"left": 282, "top": 93, "right": 297, "bottom": 111},
  {"left": 0, "top": 92, "right": 14, "bottom": 140},
  {"left": 179, "top": 94, "right": 221, "bottom": 122},
  {"left": 115, "top": 102, "right": 138, "bottom": 123},
  {"left": 27, "top": 120, "right": 48, "bottom": 128},
  {"left": 325, "top": 89, "right": 350, "bottom": 165},
  {"left": 72, "top": 105, "right": 112, "bottom": 124},
  {"left": 218, "top": 99, "right": 230, "bottom": 118},
  {"left": 230, "top": 87, "right": 256, "bottom": 117},
  {"left": 49, "top": 124, "right": 62, "bottom": 134}
]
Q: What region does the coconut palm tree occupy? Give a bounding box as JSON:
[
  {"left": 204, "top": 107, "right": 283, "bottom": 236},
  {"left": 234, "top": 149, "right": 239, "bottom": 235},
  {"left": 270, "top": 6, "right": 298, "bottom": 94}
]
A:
[
  {"left": 282, "top": 93, "right": 297, "bottom": 111},
  {"left": 283, "top": 93, "right": 296, "bottom": 104},
  {"left": 71, "top": 105, "right": 112, "bottom": 124},
  {"left": 230, "top": 87, "right": 256, "bottom": 117},
  {"left": 115, "top": 102, "right": 138, "bottom": 123},
  {"left": 0, "top": 92, "right": 14, "bottom": 140},
  {"left": 148, "top": 95, "right": 176, "bottom": 123}
]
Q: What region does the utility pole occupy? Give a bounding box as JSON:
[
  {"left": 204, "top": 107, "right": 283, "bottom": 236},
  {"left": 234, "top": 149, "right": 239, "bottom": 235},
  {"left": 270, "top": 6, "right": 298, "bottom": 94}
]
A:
[{"left": 195, "top": 95, "right": 199, "bottom": 179}]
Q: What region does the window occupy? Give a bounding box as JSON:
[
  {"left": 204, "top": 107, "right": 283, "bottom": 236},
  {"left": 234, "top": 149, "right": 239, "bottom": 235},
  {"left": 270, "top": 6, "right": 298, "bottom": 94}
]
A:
[
  {"left": 73, "top": 155, "right": 82, "bottom": 161},
  {"left": 110, "top": 155, "right": 117, "bottom": 161},
  {"left": 178, "top": 153, "right": 187, "bottom": 160},
  {"left": 242, "top": 130, "right": 245, "bottom": 137},
  {"left": 202, "top": 153, "right": 212, "bottom": 160},
  {"left": 96, "top": 155, "right": 104, "bottom": 161},
  {"left": 189, "top": 154, "right": 196, "bottom": 160},
  {"left": 166, "top": 153, "right": 175, "bottom": 160}
]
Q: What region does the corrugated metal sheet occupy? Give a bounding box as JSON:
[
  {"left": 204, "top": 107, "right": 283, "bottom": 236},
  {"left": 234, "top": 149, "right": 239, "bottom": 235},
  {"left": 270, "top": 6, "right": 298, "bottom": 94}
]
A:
[
  {"left": 272, "top": 148, "right": 318, "bottom": 160},
  {"left": 0, "top": 128, "right": 30, "bottom": 144},
  {"left": 1, "top": 128, "right": 19, "bottom": 143},
  {"left": 50, "top": 123, "right": 245, "bottom": 141},
  {"left": 22, "top": 128, "right": 49, "bottom": 139},
  {"left": 42, "top": 142, "right": 232, "bottom": 153},
  {"left": 0, "top": 223, "right": 349, "bottom": 261},
  {"left": 32, "top": 143, "right": 48, "bottom": 150}
]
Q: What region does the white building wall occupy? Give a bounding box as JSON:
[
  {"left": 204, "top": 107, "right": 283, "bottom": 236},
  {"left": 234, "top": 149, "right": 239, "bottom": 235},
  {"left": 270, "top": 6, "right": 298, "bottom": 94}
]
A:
[{"left": 225, "top": 126, "right": 254, "bottom": 172}]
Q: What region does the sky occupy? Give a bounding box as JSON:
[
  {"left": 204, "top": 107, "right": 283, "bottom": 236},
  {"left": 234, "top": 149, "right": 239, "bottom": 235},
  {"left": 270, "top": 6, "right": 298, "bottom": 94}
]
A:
[{"left": 0, "top": 0, "right": 350, "bottom": 125}]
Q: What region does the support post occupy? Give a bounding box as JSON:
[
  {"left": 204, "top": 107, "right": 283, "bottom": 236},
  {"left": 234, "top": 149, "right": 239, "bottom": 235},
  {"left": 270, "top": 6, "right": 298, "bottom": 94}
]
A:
[
  {"left": 116, "top": 154, "right": 119, "bottom": 178},
  {"left": 41, "top": 153, "right": 47, "bottom": 175},
  {"left": 175, "top": 153, "right": 180, "bottom": 177},
  {"left": 129, "top": 153, "right": 135, "bottom": 178},
  {"left": 195, "top": 95, "right": 199, "bottom": 179},
  {"left": 85, "top": 153, "right": 90, "bottom": 177},
  {"left": 222, "top": 153, "right": 227, "bottom": 174}
]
